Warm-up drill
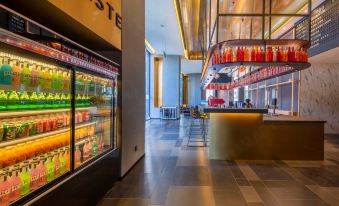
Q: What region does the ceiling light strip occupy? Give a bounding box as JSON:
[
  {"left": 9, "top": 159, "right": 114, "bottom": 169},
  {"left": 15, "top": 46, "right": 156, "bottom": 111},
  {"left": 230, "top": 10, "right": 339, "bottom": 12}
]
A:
[
  {"left": 145, "top": 39, "right": 156, "bottom": 54},
  {"left": 174, "top": 0, "right": 188, "bottom": 59}
]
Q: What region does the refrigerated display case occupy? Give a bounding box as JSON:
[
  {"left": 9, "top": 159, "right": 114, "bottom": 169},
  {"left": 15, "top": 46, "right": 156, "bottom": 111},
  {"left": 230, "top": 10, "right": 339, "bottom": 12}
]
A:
[{"left": 0, "top": 6, "right": 120, "bottom": 206}]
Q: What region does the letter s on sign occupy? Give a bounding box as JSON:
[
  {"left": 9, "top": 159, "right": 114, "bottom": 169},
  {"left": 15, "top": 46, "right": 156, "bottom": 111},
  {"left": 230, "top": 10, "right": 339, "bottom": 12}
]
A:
[{"left": 94, "top": 0, "right": 104, "bottom": 10}]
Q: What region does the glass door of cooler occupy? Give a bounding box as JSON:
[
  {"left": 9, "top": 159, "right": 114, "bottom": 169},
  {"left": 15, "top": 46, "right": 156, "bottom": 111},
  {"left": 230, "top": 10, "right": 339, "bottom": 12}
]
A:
[
  {"left": 74, "top": 71, "right": 113, "bottom": 169},
  {"left": 0, "top": 52, "right": 72, "bottom": 206}
]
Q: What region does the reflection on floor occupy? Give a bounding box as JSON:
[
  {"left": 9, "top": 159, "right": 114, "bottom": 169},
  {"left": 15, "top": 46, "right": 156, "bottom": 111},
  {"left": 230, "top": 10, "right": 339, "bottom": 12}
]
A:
[{"left": 98, "top": 117, "right": 339, "bottom": 206}]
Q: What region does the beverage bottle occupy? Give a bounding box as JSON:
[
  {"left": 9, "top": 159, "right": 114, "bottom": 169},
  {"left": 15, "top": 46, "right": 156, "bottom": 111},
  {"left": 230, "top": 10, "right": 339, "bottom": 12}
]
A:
[
  {"left": 45, "top": 93, "right": 55, "bottom": 109},
  {"left": 37, "top": 92, "right": 46, "bottom": 109},
  {"left": 7, "top": 91, "right": 20, "bottom": 110},
  {"left": 273, "top": 47, "right": 277, "bottom": 62},
  {"left": 30, "top": 64, "right": 38, "bottom": 87},
  {"left": 29, "top": 92, "right": 38, "bottom": 110},
  {"left": 244, "top": 47, "right": 249, "bottom": 62},
  {"left": 21, "top": 62, "right": 31, "bottom": 88},
  {"left": 8, "top": 166, "right": 21, "bottom": 203},
  {"left": 37, "top": 66, "right": 45, "bottom": 88},
  {"left": 29, "top": 159, "right": 39, "bottom": 191},
  {"left": 57, "top": 70, "right": 64, "bottom": 90},
  {"left": 51, "top": 69, "right": 58, "bottom": 90},
  {"left": 0, "top": 57, "right": 13, "bottom": 86},
  {"left": 0, "top": 171, "right": 10, "bottom": 206},
  {"left": 59, "top": 93, "right": 67, "bottom": 108},
  {"left": 76, "top": 94, "right": 82, "bottom": 107},
  {"left": 45, "top": 154, "right": 55, "bottom": 182},
  {"left": 251, "top": 47, "right": 256, "bottom": 62},
  {"left": 265, "top": 47, "right": 269, "bottom": 62},
  {"left": 287, "top": 47, "right": 291, "bottom": 62},
  {"left": 291, "top": 47, "right": 296, "bottom": 62},
  {"left": 37, "top": 156, "right": 47, "bottom": 187},
  {"left": 0, "top": 90, "right": 7, "bottom": 111},
  {"left": 43, "top": 68, "right": 52, "bottom": 90},
  {"left": 59, "top": 150, "right": 66, "bottom": 175},
  {"left": 92, "top": 137, "right": 98, "bottom": 156},
  {"left": 19, "top": 91, "right": 30, "bottom": 110},
  {"left": 53, "top": 93, "right": 61, "bottom": 108},
  {"left": 66, "top": 93, "right": 71, "bottom": 107},
  {"left": 276, "top": 47, "right": 281, "bottom": 62},
  {"left": 11, "top": 59, "right": 22, "bottom": 87},
  {"left": 74, "top": 146, "right": 81, "bottom": 168},
  {"left": 295, "top": 48, "right": 300, "bottom": 62},
  {"left": 268, "top": 47, "right": 273, "bottom": 62},
  {"left": 236, "top": 47, "right": 240, "bottom": 62},
  {"left": 19, "top": 162, "right": 30, "bottom": 196},
  {"left": 64, "top": 147, "right": 70, "bottom": 171},
  {"left": 52, "top": 152, "right": 60, "bottom": 177}
]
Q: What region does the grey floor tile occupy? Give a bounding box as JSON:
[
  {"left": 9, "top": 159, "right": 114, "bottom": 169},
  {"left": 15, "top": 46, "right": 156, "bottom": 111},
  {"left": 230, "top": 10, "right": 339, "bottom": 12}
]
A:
[
  {"left": 264, "top": 180, "right": 320, "bottom": 200},
  {"left": 213, "top": 189, "right": 247, "bottom": 206},
  {"left": 251, "top": 181, "right": 280, "bottom": 206},
  {"left": 172, "top": 166, "right": 211, "bottom": 186},
  {"left": 278, "top": 199, "right": 329, "bottom": 206},
  {"left": 165, "top": 186, "right": 215, "bottom": 206},
  {"left": 98, "top": 198, "right": 150, "bottom": 206}
]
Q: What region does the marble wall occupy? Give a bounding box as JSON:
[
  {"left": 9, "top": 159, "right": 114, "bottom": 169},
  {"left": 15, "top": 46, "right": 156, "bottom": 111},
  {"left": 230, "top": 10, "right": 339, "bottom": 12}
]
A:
[{"left": 300, "top": 63, "right": 339, "bottom": 134}]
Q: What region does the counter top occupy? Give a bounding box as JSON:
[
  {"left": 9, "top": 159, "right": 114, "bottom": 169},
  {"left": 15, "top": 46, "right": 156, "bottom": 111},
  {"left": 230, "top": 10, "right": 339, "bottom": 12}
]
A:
[
  {"left": 263, "top": 115, "right": 326, "bottom": 123},
  {"left": 199, "top": 105, "right": 268, "bottom": 113}
]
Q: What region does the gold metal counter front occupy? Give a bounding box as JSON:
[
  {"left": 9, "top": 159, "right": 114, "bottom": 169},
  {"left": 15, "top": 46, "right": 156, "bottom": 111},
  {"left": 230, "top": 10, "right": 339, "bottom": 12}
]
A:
[{"left": 208, "top": 113, "right": 324, "bottom": 160}]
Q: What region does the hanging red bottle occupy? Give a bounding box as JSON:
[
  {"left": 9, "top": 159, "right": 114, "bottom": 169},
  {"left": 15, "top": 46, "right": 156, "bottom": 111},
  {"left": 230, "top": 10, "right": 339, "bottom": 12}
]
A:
[
  {"left": 287, "top": 47, "right": 291, "bottom": 62},
  {"left": 291, "top": 47, "right": 295, "bottom": 62},
  {"left": 251, "top": 47, "right": 256, "bottom": 62},
  {"left": 277, "top": 47, "right": 281, "bottom": 62}
]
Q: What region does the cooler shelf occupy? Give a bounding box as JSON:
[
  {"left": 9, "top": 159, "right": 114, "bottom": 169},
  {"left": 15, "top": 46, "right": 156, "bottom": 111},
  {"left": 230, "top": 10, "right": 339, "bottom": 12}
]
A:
[
  {"left": 0, "top": 121, "right": 96, "bottom": 148},
  {"left": 0, "top": 107, "right": 97, "bottom": 118}
]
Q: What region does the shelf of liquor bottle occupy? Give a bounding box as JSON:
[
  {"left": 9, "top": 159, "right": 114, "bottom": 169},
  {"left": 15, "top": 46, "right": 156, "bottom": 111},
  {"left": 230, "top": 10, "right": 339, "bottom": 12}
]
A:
[
  {"left": 0, "top": 122, "right": 96, "bottom": 149},
  {"left": 211, "top": 62, "right": 311, "bottom": 72},
  {"left": 0, "top": 107, "right": 96, "bottom": 118}
]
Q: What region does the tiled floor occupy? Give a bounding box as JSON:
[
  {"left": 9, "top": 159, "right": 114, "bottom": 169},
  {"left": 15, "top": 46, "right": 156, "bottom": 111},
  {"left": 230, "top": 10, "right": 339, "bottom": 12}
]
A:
[{"left": 98, "top": 117, "right": 339, "bottom": 206}]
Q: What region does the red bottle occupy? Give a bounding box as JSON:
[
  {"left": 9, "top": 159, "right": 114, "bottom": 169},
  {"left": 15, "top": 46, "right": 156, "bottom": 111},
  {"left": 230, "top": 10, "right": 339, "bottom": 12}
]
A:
[
  {"left": 291, "top": 47, "right": 295, "bottom": 62},
  {"left": 251, "top": 47, "right": 256, "bottom": 62},
  {"left": 277, "top": 47, "right": 281, "bottom": 62},
  {"left": 268, "top": 47, "right": 273, "bottom": 62},
  {"left": 287, "top": 47, "right": 291, "bottom": 62}
]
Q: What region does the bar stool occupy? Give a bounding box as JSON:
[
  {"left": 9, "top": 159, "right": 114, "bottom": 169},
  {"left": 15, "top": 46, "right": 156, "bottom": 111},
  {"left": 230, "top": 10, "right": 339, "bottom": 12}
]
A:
[{"left": 187, "top": 108, "right": 208, "bottom": 147}]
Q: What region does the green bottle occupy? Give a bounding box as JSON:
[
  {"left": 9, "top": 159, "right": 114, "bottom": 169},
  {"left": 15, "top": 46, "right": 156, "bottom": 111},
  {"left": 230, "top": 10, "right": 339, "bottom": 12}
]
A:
[
  {"left": 20, "top": 162, "right": 31, "bottom": 196},
  {"left": 7, "top": 90, "right": 20, "bottom": 110},
  {"left": 46, "top": 93, "right": 55, "bottom": 109},
  {"left": 92, "top": 137, "right": 98, "bottom": 156},
  {"left": 52, "top": 69, "right": 58, "bottom": 90},
  {"left": 57, "top": 70, "right": 64, "bottom": 90},
  {"left": 37, "top": 66, "right": 45, "bottom": 88},
  {"left": 76, "top": 94, "right": 82, "bottom": 107},
  {"left": 19, "top": 91, "right": 30, "bottom": 110},
  {"left": 54, "top": 93, "right": 61, "bottom": 108},
  {"left": 46, "top": 155, "right": 55, "bottom": 182},
  {"left": 66, "top": 93, "right": 71, "bottom": 107},
  {"left": 37, "top": 92, "right": 46, "bottom": 109},
  {"left": 0, "top": 57, "right": 13, "bottom": 85},
  {"left": 29, "top": 92, "right": 39, "bottom": 109},
  {"left": 0, "top": 90, "right": 8, "bottom": 110},
  {"left": 59, "top": 150, "right": 66, "bottom": 175},
  {"left": 21, "top": 62, "right": 31, "bottom": 88},
  {"left": 60, "top": 93, "right": 67, "bottom": 108}
]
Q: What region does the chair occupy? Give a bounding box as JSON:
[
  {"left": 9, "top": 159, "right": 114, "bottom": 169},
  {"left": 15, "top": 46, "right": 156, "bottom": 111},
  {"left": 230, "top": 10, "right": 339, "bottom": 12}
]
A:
[{"left": 187, "top": 107, "right": 208, "bottom": 147}]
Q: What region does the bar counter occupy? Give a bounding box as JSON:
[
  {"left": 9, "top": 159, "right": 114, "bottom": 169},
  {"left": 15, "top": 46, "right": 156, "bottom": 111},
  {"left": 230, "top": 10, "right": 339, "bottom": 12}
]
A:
[{"left": 200, "top": 106, "right": 325, "bottom": 160}]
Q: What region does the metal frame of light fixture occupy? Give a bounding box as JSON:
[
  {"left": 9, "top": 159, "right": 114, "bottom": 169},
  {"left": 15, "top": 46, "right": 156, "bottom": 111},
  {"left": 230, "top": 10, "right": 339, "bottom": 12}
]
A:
[{"left": 208, "top": 0, "right": 312, "bottom": 48}]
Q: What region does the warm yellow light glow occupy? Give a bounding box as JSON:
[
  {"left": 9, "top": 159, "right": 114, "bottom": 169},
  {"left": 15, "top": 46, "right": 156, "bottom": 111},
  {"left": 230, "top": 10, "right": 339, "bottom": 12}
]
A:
[
  {"left": 174, "top": 0, "right": 188, "bottom": 59},
  {"left": 145, "top": 39, "right": 156, "bottom": 54}
]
